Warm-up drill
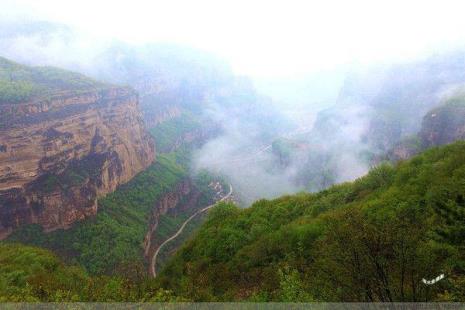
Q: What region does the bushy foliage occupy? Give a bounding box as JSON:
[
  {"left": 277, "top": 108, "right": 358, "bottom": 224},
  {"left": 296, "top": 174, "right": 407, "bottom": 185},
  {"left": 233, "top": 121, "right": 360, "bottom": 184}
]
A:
[
  {"left": 157, "top": 141, "right": 465, "bottom": 302},
  {"left": 0, "top": 243, "right": 183, "bottom": 302},
  {"left": 0, "top": 80, "right": 38, "bottom": 103}
]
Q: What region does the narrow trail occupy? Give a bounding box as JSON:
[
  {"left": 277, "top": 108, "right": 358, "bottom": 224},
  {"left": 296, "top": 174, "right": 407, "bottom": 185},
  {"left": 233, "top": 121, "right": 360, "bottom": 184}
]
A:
[{"left": 150, "top": 184, "right": 233, "bottom": 277}]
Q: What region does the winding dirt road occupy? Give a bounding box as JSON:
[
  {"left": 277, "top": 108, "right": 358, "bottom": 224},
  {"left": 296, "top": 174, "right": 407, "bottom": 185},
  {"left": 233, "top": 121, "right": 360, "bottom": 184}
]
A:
[{"left": 150, "top": 184, "right": 233, "bottom": 277}]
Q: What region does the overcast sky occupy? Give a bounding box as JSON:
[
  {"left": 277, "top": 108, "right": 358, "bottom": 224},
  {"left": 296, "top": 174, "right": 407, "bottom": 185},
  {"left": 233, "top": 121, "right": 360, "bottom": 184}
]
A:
[{"left": 3, "top": 0, "right": 465, "bottom": 77}]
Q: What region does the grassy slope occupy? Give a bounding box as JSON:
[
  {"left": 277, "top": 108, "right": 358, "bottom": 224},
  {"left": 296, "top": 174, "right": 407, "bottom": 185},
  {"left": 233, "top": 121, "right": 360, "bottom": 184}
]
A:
[
  {"left": 157, "top": 141, "right": 465, "bottom": 302},
  {"left": 0, "top": 56, "right": 106, "bottom": 104}
]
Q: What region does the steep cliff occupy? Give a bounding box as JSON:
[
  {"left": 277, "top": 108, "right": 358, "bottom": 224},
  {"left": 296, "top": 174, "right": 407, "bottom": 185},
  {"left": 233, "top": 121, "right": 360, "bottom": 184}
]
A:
[
  {"left": 420, "top": 96, "right": 465, "bottom": 147},
  {"left": 143, "top": 178, "right": 198, "bottom": 258},
  {"left": 385, "top": 94, "right": 465, "bottom": 162},
  {"left": 0, "top": 58, "right": 155, "bottom": 238}
]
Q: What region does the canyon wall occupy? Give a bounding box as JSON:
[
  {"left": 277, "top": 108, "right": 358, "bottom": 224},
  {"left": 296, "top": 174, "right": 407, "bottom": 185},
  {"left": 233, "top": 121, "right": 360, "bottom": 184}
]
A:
[
  {"left": 0, "top": 87, "right": 155, "bottom": 238},
  {"left": 420, "top": 102, "right": 465, "bottom": 147},
  {"left": 383, "top": 97, "right": 465, "bottom": 162},
  {"left": 143, "top": 179, "right": 201, "bottom": 259}
]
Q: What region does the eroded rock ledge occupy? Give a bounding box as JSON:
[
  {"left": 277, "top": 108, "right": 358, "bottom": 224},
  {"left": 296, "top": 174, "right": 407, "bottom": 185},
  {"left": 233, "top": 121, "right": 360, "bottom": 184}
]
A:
[{"left": 0, "top": 87, "right": 155, "bottom": 238}]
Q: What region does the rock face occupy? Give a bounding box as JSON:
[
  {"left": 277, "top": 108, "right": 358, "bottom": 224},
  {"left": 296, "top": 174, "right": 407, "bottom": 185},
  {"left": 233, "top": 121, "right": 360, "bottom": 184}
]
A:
[
  {"left": 382, "top": 96, "right": 465, "bottom": 163},
  {"left": 420, "top": 101, "right": 465, "bottom": 147},
  {"left": 383, "top": 137, "right": 423, "bottom": 162},
  {"left": 147, "top": 105, "right": 182, "bottom": 128},
  {"left": 143, "top": 179, "right": 198, "bottom": 258},
  {"left": 0, "top": 87, "right": 155, "bottom": 238}
]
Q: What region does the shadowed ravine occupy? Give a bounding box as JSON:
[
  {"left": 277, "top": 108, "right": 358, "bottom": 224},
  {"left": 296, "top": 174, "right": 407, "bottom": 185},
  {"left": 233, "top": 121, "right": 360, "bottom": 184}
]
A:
[{"left": 150, "top": 184, "right": 233, "bottom": 277}]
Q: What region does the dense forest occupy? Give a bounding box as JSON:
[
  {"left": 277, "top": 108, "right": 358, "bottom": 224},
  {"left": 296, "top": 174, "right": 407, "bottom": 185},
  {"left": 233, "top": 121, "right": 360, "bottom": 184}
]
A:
[
  {"left": 0, "top": 243, "right": 182, "bottom": 302},
  {"left": 157, "top": 141, "right": 465, "bottom": 302}
]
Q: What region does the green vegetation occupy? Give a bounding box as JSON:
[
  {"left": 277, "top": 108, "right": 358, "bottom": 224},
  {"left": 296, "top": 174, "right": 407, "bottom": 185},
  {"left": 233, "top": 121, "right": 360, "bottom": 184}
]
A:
[
  {"left": 38, "top": 157, "right": 95, "bottom": 193},
  {"left": 0, "top": 80, "right": 38, "bottom": 103},
  {"left": 157, "top": 141, "right": 465, "bottom": 302},
  {"left": 7, "top": 147, "right": 221, "bottom": 277},
  {"left": 150, "top": 112, "right": 202, "bottom": 152},
  {"left": 0, "top": 56, "right": 106, "bottom": 104},
  {"left": 155, "top": 210, "right": 209, "bottom": 273},
  {"left": 153, "top": 170, "right": 221, "bottom": 241},
  {"left": 0, "top": 243, "right": 181, "bottom": 302},
  {"left": 5, "top": 141, "right": 465, "bottom": 302},
  {"left": 8, "top": 153, "right": 188, "bottom": 275},
  {"left": 151, "top": 169, "right": 227, "bottom": 273}
]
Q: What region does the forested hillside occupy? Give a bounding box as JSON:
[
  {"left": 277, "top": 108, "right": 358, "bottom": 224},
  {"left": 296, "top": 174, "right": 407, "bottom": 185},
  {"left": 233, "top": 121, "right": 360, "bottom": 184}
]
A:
[
  {"left": 157, "top": 141, "right": 465, "bottom": 302},
  {"left": 0, "top": 243, "right": 181, "bottom": 302}
]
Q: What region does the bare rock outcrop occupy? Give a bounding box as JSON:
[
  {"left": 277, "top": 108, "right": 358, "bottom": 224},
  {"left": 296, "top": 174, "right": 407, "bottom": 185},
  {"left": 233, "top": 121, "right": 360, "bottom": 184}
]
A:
[{"left": 0, "top": 87, "right": 155, "bottom": 238}]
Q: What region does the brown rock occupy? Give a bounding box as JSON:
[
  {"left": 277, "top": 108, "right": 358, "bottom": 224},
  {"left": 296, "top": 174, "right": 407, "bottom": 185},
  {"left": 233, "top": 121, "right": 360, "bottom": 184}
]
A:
[{"left": 0, "top": 87, "right": 155, "bottom": 238}]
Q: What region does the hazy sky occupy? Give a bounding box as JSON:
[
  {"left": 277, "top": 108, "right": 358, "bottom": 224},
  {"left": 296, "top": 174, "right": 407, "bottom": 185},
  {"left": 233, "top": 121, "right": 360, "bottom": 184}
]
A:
[{"left": 4, "top": 0, "right": 465, "bottom": 77}]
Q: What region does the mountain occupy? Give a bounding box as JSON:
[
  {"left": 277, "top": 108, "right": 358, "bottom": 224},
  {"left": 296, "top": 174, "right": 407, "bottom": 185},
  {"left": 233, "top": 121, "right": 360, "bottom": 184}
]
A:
[
  {"left": 157, "top": 141, "right": 465, "bottom": 302},
  {"left": 90, "top": 43, "right": 288, "bottom": 141},
  {"left": 4, "top": 141, "right": 465, "bottom": 302},
  {"left": 5, "top": 150, "right": 222, "bottom": 275},
  {"left": 0, "top": 24, "right": 281, "bottom": 274},
  {"left": 420, "top": 94, "right": 465, "bottom": 147},
  {"left": 89, "top": 43, "right": 233, "bottom": 127},
  {"left": 387, "top": 93, "right": 465, "bottom": 161},
  {"left": 0, "top": 57, "right": 155, "bottom": 238},
  {"left": 322, "top": 51, "right": 465, "bottom": 152},
  {"left": 278, "top": 51, "right": 465, "bottom": 192},
  {"left": 0, "top": 20, "right": 289, "bottom": 140}
]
